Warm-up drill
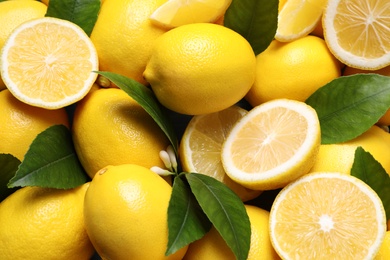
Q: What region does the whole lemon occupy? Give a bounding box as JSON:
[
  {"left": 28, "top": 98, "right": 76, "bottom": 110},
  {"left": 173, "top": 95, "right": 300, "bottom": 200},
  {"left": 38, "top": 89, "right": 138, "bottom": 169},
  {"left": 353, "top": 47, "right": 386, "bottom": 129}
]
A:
[
  {"left": 0, "top": 89, "right": 69, "bottom": 161},
  {"left": 0, "top": 183, "right": 94, "bottom": 260},
  {"left": 375, "top": 231, "right": 390, "bottom": 259},
  {"left": 245, "top": 35, "right": 341, "bottom": 106},
  {"left": 90, "top": 0, "right": 168, "bottom": 85},
  {"left": 310, "top": 125, "right": 390, "bottom": 175},
  {"left": 0, "top": 0, "right": 47, "bottom": 90},
  {"left": 143, "top": 23, "right": 256, "bottom": 115},
  {"left": 72, "top": 88, "right": 170, "bottom": 178},
  {"left": 83, "top": 164, "right": 188, "bottom": 259},
  {"left": 183, "top": 205, "right": 280, "bottom": 260}
]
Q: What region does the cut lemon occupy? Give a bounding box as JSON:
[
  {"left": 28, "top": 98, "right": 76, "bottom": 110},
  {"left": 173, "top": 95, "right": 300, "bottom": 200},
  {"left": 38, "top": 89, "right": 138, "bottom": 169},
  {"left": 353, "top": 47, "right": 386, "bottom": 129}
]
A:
[
  {"left": 149, "top": 0, "right": 232, "bottom": 29},
  {"left": 1, "top": 17, "right": 98, "bottom": 109},
  {"left": 179, "top": 105, "right": 262, "bottom": 201},
  {"left": 275, "top": 0, "right": 327, "bottom": 42},
  {"left": 269, "top": 172, "right": 387, "bottom": 259},
  {"left": 323, "top": 0, "right": 390, "bottom": 70},
  {"left": 221, "top": 99, "right": 321, "bottom": 190}
]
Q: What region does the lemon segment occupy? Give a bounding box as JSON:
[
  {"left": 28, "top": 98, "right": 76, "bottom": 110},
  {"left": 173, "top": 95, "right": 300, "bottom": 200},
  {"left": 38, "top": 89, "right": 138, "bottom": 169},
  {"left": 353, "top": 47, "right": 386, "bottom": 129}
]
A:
[
  {"left": 221, "top": 99, "right": 321, "bottom": 190},
  {"left": 269, "top": 172, "right": 387, "bottom": 259},
  {"left": 149, "top": 0, "right": 232, "bottom": 29},
  {"left": 1, "top": 17, "right": 98, "bottom": 109},
  {"left": 276, "top": 0, "right": 327, "bottom": 42},
  {"left": 323, "top": 0, "right": 390, "bottom": 70}
]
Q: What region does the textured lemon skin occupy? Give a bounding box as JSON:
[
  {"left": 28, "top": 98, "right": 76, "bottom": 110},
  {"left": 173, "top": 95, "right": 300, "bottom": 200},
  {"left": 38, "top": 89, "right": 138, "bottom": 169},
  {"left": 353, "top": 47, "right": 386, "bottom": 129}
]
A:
[
  {"left": 144, "top": 23, "right": 256, "bottom": 115},
  {"left": 0, "top": 89, "right": 69, "bottom": 161},
  {"left": 245, "top": 36, "right": 341, "bottom": 106},
  {"left": 0, "top": 183, "right": 94, "bottom": 260},
  {"left": 90, "top": 0, "right": 168, "bottom": 85},
  {"left": 84, "top": 164, "right": 188, "bottom": 260},
  {"left": 0, "top": 0, "right": 47, "bottom": 90}
]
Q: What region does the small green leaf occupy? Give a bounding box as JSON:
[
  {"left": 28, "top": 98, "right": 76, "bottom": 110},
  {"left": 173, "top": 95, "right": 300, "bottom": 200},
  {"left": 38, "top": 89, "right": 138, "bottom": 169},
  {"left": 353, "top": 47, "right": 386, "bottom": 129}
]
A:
[
  {"left": 224, "top": 0, "right": 278, "bottom": 55},
  {"left": 306, "top": 74, "right": 390, "bottom": 144},
  {"left": 96, "top": 71, "right": 179, "bottom": 155},
  {"left": 45, "top": 0, "right": 101, "bottom": 36},
  {"left": 0, "top": 154, "right": 21, "bottom": 201},
  {"left": 8, "top": 125, "right": 87, "bottom": 189},
  {"left": 186, "top": 173, "right": 251, "bottom": 260},
  {"left": 351, "top": 147, "right": 390, "bottom": 221},
  {"left": 166, "top": 175, "right": 212, "bottom": 256}
]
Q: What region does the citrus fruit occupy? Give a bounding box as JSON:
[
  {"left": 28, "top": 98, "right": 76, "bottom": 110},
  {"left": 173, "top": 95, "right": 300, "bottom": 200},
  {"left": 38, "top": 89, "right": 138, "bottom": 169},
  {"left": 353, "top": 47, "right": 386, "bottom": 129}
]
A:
[
  {"left": 72, "top": 88, "right": 170, "bottom": 178},
  {"left": 0, "top": 183, "right": 94, "bottom": 260},
  {"left": 83, "top": 164, "right": 188, "bottom": 260},
  {"left": 0, "top": 0, "right": 47, "bottom": 91},
  {"left": 184, "top": 205, "right": 280, "bottom": 260},
  {"left": 245, "top": 36, "right": 341, "bottom": 107},
  {"left": 90, "top": 0, "right": 168, "bottom": 86},
  {"left": 0, "top": 17, "right": 98, "bottom": 109},
  {"left": 269, "top": 172, "right": 387, "bottom": 259},
  {"left": 149, "top": 0, "right": 231, "bottom": 29},
  {"left": 179, "top": 105, "right": 262, "bottom": 201},
  {"left": 375, "top": 231, "right": 390, "bottom": 259},
  {"left": 323, "top": 0, "right": 390, "bottom": 70},
  {"left": 221, "top": 99, "right": 321, "bottom": 190},
  {"left": 276, "top": 0, "right": 327, "bottom": 42},
  {"left": 310, "top": 125, "right": 390, "bottom": 175},
  {"left": 143, "top": 23, "right": 256, "bottom": 115},
  {"left": 0, "top": 89, "right": 69, "bottom": 161}
]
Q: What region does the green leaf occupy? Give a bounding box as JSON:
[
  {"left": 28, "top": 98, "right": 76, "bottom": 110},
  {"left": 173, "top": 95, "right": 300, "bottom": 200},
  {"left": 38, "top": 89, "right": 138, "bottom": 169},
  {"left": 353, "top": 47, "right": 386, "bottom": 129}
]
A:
[
  {"left": 306, "top": 74, "right": 390, "bottom": 144},
  {"left": 8, "top": 125, "right": 88, "bottom": 189},
  {"left": 96, "top": 71, "right": 179, "bottom": 155},
  {"left": 224, "top": 0, "right": 278, "bottom": 55},
  {"left": 351, "top": 147, "right": 390, "bottom": 221},
  {"left": 0, "top": 154, "right": 21, "bottom": 202},
  {"left": 45, "top": 0, "right": 101, "bottom": 36},
  {"left": 166, "top": 175, "right": 212, "bottom": 256},
  {"left": 186, "top": 173, "right": 251, "bottom": 260}
]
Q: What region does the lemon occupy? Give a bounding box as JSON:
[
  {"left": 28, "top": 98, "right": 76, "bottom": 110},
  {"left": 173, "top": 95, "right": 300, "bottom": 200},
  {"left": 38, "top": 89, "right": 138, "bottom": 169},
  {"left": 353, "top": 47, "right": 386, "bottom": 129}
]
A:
[
  {"left": 323, "top": 0, "right": 390, "bottom": 70},
  {"left": 1, "top": 17, "right": 98, "bottom": 109},
  {"left": 84, "top": 164, "right": 188, "bottom": 259},
  {"left": 149, "top": 0, "right": 232, "bottom": 29},
  {"left": 269, "top": 172, "right": 386, "bottom": 259},
  {"left": 179, "top": 105, "right": 262, "bottom": 201},
  {"left": 221, "top": 99, "right": 321, "bottom": 190},
  {"left": 276, "top": 0, "right": 327, "bottom": 42},
  {"left": 0, "top": 0, "right": 47, "bottom": 91},
  {"left": 183, "top": 205, "right": 280, "bottom": 260},
  {"left": 310, "top": 125, "right": 390, "bottom": 175},
  {"left": 375, "top": 231, "right": 390, "bottom": 260},
  {"left": 245, "top": 36, "right": 341, "bottom": 107},
  {"left": 143, "top": 23, "right": 256, "bottom": 115},
  {"left": 0, "top": 183, "right": 94, "bottom": 259},
  {"left": 0, "top": 89, "right": 69, "bottom": 161},
  {"left": 90, "top": 0, "right": 168, "bottom": 86},
  {"left": 72, "top": 88, "right": 170, "bottom": 178}
]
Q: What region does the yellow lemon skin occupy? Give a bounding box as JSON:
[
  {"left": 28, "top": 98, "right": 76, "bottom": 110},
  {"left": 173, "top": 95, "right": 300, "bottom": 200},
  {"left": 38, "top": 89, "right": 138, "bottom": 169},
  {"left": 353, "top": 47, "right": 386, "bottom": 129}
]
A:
[
  {"left": 0, "top": 0, "right": 47, "bottom": 90},
  {"left": 245, "top": 36, "right": 341, "bottom": 106},
  {"left": 84, "top": 164, "right": 188, "bottom": 260},
  {"left": 310, "top": 125, "right": 390, "bottom": 175},
  {"left": 375, "top": 231, "right": 390, "bottom": 260},
  {"left": 0, "top": 183, "right": 94, "bottom": 260},
  {"left": 144, "top": 23, "right": 256, "bottom": 115},
  {"left": 90, "top": 0, "right": 168, "bottom": 86},
  {"left": 0, "top": 89, "right": 69, "bottom": 161},
  {"left": 183, "top": 205, "right": 280, "bottom": 260},
  {"left": 72, "top": 88, "right": 170, "bottom": 178}
]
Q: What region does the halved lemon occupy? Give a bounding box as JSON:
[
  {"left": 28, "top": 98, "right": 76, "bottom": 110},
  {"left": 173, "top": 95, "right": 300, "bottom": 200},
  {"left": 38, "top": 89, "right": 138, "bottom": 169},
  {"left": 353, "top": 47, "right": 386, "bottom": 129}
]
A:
[
  {"left": 323, "top": 0, "right": 390, "bottom": 70},
  {"left": 221, "top": 99, "right": 321, "bottom": 190},
  {"left": 1, "top": 17, "right": 98, "bottom": 109},
  {"left": 276, "top": 0, "right": 327, "bottom": 42},
  {"left": 179, "top": 105, "right": 262, "bottom": 201},
  {"left": 149, "top": 0, "right": 232, "bottom": 29},
  {"left": 269, "top": 172, "right": 387, "bottom": 259}
]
